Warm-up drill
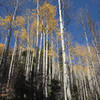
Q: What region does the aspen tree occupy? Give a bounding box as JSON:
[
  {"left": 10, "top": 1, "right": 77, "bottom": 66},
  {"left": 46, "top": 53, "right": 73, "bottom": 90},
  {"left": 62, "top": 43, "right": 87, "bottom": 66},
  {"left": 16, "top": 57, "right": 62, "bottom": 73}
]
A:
[
  {"left": 7, "top": 16, "right": 25, "bottom": 87},
  {"left": 0, "top": 0, "right": 19, "bottom": 85},
  {"left": 34, "top": 0, "right": 39, "bottom": 47},
  {"left": 38, "top": 2, "right": 58, "bottom": 97},
  {"left": 79, "top": 11, "right": 100, "bottom": 98},
  {"left": 25, "top": 15, "right": 31, "bottom": 81},
  {"left": 58, "top": 0, "right": 71, "bottom": 100},
  {"left": 87, "top": 9, "right": 100, "bottom": 64},
  {"left": 0, "top": 37, "right": 7, "bottom": 65},
  {"left": 7, "top": 38, "right": 17, "bottom": 87},
  {"left": 67, "top": 33, "right": 73, "bottom": 91}
]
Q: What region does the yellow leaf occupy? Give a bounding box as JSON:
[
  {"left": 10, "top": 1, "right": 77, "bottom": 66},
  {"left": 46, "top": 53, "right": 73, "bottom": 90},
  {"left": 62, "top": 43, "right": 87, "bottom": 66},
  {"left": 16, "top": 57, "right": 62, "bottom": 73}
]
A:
[
  {"left": 0, "top": 15, "right": 12, "bottom": 26},
  {"left": 0, "top": 43, "right": 5, "bottom": 48},
  {"left": 15, "top": 16, "right": 25, "bottom": 26},
  {"left": 20, "top": 28, "right": 28, "bottom": 40},
  {"left": 14, "top": 30, "right": 19, "bottom": 37}
]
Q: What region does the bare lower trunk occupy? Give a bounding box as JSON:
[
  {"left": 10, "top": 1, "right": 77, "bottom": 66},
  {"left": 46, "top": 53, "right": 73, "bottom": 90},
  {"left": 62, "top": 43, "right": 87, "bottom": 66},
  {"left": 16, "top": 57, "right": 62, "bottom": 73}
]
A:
[
  {"left": 51, "top": 34, "right": 55, "bottom": 79},
  {"left": 84, "top": 32, "right": 100, "bottom": 96},
  {"left": 37, "top": 33, "right": 43, "bottom": 71},
  {"left": 0, "top": 36, "right": 7, "bottom": 65},
  {"left": 92, "top": 40, "right": 100, "bottom": 64},
  {"left": 43, "top": 32, "right": 46, "bottom": 95},
  {"left": 7, "top": 38, "right": 17, "bottom": 87},
  {"left": 36, "top": 0, "right": 39, "bottom": 47},
  {"left": 45, "top": 34, "right": 48, "bottom": 98},
  {"left": 26, "top": 15, "right": 31, "bottom": 81},
  {"left": 58, "top": 0, "right": 71, "bottom": 99}
]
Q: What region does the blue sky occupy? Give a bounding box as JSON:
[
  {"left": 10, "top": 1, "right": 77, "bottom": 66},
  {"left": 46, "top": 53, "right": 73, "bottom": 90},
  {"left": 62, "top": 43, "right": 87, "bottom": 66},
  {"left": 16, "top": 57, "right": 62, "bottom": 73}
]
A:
[
  {"left": 0, "top": 0, "right": 100, "bottom": 47},
  {"left": 68, "top": 0, "right": 100, "bottom": 45}
]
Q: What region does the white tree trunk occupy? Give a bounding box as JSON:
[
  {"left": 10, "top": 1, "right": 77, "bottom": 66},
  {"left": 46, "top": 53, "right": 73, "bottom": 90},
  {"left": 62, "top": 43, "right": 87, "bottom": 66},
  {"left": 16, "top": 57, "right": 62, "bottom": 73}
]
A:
[
  {"left": 43, "top": 31, "right": 46, "bottom": 94},
  {"left": 7, "top": 38, "right": 17, "bottom": 87},
  {"left": 31, "top": 51, "right": 34, "bottom": 72},
  {"left": 57, "top": 36, "right": 61, "bottom": 81},
  {"left": 68, "top": 50, "right": 73, "bottom": 88},
  {"left": 26, "top": 15, "right": 31, "bottom": 81},
  {"left": 36, "top": 0, "right": 39, "bottom": 47},
  {"left": 6, "top": 0, "right": 19, "bottom": 87},
  {"left": 58, "top": 0, "right": 71, "bottom": 99},
  {"left": 92, "top": 40, "right": 100, "bottom": 65},
  {"left": 37, "top": 33, "right": 43, "bottom": 71},
  {"left": 51, "top": 35, "right": 55, "bottom": 79},
  {"left": 0, "top": 36, "right": 7, "bottom": 65},
  {"left": 86, "top": 56, "right": 94, "bottom": 93},
  {"left": 84, "top": 32, "right": 100, "bottom": 96},
  {"left": 45, "top": 34, "right": 48, "bottom": 97}
]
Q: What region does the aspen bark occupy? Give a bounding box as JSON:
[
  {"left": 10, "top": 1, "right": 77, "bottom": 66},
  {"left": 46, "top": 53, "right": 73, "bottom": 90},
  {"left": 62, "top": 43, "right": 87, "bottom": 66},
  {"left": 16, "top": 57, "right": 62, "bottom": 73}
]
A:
[
  {"left": 26, "top": 15, "right": 30, "bottom": 81},
  {"left": 36, "top": 0, "right": 39, "bottom": 47},
  {"left": 37, "top": 33, "right": 43, "bottom": 71},
  {"left": 58, "top": 0, "right": 71, "bottom": 99},
  {"left": 43, "top": 31, "right": 46, "bottom": 95},
  {"left": 7, "top": 38, "right": 17, "bottom": 87},
  {"left": 0, "top": 36, "right": 7, "bottom": 65},
  {"left": 45, "top": 33, "right": 48, "bottom": 98}
]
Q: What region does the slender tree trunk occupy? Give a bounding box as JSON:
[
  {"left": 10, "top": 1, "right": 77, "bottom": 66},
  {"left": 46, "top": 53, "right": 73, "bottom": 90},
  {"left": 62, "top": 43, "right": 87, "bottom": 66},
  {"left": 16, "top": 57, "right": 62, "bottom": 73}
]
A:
[
  {"left": 57, "top": 36, "right": 61, "bottom": 81},
  {"left": 26, "top": 15, "right": 31, "bottom": 81},
  {"left": 18, "top": 47, "right": 22, "bottom": 60},
  {"left": 87, "top": 10, "right": 100, "bottom": 64},
  {"left": 80, "top": 11, "right": 100, "bottom": 97},
  {"left": 45, "top": 33, "right": 48, "bottom": 98},
  {"left": 30, "top": 51, "right": 34, "bottom": 72},
  {"left": 68, "top": 49, "right": 73, "bottom": 90},
  {"left": 7, "top": 38, "right": 17, "bottom": 87},
  {"left": 92, "top": 40, "right": 100, "bottom": 64},
  {"left": 36, "top": 0, "right": 39, "bottom": 47},
  {"left": 58, "top": 0, "right": 71, "bottom": 100},
  {"left": 84, "top": 31, "right": 100, "bottom": 96},
  {"left": 0, "top": 36, "right": 7, "bottom": 65},
  {"left": 0, "top": 0, "right": 19, "bottom": 84},
  {"left": 37, "top": 33, "right": 43, "bottom": 71},
  {"left": 43, "top": 31, "right": 46, "bottom": 95},
  {"left": 51, "top": 34, "right": 55, "bottom": 79},
  {"left": 86, "top": 56, "right": 94, "bottom": 94}
]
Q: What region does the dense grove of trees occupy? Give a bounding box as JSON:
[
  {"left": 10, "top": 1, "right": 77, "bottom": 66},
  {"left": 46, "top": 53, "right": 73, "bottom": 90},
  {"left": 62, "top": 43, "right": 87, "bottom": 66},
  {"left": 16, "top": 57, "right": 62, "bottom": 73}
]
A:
[{"left": 0, "top": 0, "right": 100, "bottom": 100}]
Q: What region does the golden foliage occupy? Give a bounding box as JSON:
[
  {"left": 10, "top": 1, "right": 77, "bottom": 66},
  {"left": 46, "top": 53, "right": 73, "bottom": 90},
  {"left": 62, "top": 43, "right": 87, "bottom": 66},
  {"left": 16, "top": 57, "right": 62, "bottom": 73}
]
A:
[
  {"left": 57, "top": 32, "right": 61, "bottom": 37},
  {"left": 47, "top": 48, "right": 58, "bottom": 57},
  {"left": 48, "top": 17, "right": 58, "bottom": 33},
  {"left": 38, "top": 2, "right": 58, "bottom": 33},
  {"left": 0, "top": 15, "right": 12, "bottom": 26},
  {"left": 0, "top": 15, "right": 25, "bottom": 28},
  {"left": 73, "top": 65, "right": 94, "bottom": 77},
  {"left": 20, "top": 46, "right": 34, "bottom": 52},
  {"left": 20, "top": 28, "right": 28, "bottom": 40},
  {"left": 56, "top": 29, "right": 62, "bottom": 42},
  {"left": 14, "top": 30, "right": 19, "bottom": 37},
  {"left": 31, "top": 18, "right": 43, "bottom": 35},
  {"left": 70, "top": 43, "right": 98, "bottom": 64},
  {"left": 0, "top": 43, "right": 5, "bottom": 55},
  {"left": 0, "top": 43, "right": 5, "bottom": 48},
  {"left": 4, "top": 15, "right": 12, "bottom": 23},
  {"left": 69, "top": 44, "right": 86, "bottom": 57},
  {"left": 48, "top": 48, "right": 53, "bottom": 56},
  {"left": 14, "top": 27, "right": 28, "bottom": 41},
  {"left": 39, "top": 2, "right": 56, "bottom": 18},
  {"left": 15, "top": 16, "right": 25, "bottom": 26},
  {"left": 19, "top": 46, "right": 36, "bottom": 56}
]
